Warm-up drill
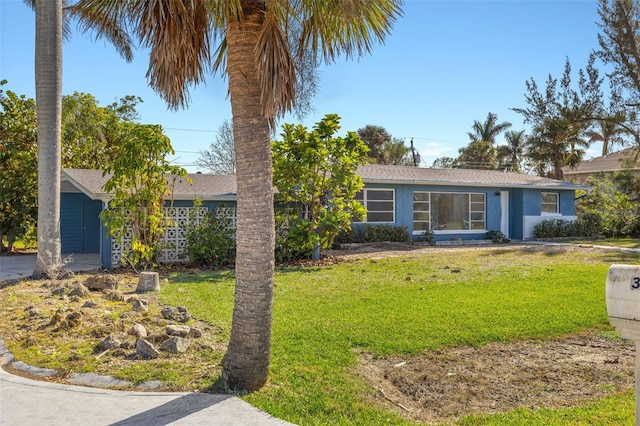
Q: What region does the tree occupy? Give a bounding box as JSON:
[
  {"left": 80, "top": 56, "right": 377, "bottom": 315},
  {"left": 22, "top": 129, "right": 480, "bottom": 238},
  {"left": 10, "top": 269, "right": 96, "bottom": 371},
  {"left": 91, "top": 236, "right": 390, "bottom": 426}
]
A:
[
  {"left": 456, "top": 140, "right": 498, "bottom": 170},
  {"left": 431, "top": 156, "right": 456, "bottom": 168},
  {"left": 597, "top": 0, "right": 640, "bottom": 112},
  {"left": 33, "top": 0, "right": 63, "bottom": 277},
  {"left": 357, "top": 124, "right": 413, "bottom": 165},
  {"left": 513, "top": 56, "right": 601, "bottom": 178},
  {"left": 467, "top": 112, "right": 512, "bottom": 144},
  {"left": 272, "top": 114, "right": 368, "bottom": 259},
  {"left": 100, "top": 123, "right": 188, "bottom": 269},
  {"left": 195, "top": 119, "right": 236, "bottom": 174},
  {"left": 497, "top": 130, "right": 526, "bottom": 172},
  {"left": 0, "top": 83, "right": 38, "bottom": 252},
  {"left": 70, "top": 0, "right": 403, "bottom": 391},
  {"left": 62, "top": 93, "right": 144, "bottom": 168}
]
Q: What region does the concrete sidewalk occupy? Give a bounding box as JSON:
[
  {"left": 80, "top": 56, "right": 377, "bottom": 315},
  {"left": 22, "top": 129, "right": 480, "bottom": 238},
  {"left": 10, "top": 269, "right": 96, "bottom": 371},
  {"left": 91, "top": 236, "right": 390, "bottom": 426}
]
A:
[
  {"left": 0, "top": 253, "right": 102, "bottom": 281},
  {"left": 0, "top": 366, "right": 293, "bottom": 426}
]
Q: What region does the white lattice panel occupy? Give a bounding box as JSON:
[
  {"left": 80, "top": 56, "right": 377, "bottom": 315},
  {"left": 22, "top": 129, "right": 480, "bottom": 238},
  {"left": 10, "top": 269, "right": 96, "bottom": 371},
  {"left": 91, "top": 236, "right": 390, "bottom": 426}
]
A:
[{"left": 111, "top": 206, "right": 209, "bottom": 266}]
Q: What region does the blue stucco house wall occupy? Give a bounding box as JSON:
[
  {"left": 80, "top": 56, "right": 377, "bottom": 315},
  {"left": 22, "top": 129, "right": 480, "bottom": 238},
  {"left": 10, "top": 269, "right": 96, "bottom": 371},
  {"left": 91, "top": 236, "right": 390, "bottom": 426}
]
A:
[{"left": 61, "top": 165, "right": 587, "bottom": 268}]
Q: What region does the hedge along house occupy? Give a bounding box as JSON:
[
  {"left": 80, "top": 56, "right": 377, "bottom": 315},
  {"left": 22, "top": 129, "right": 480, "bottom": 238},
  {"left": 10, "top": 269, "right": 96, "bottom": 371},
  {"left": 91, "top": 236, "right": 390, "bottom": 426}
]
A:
[
  {"left": 355, "top": 164, "right": 588, "bottom": 241},
  {"left": 60, "top": 165, "right": 587, "bottom": 269},
  {"left": 61, "top": 168, "right": 237, "bottom": 268}
]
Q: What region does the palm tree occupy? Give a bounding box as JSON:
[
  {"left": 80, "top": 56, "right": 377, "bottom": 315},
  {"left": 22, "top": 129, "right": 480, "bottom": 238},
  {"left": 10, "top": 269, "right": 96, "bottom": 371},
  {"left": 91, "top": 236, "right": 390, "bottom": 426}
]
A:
[
  {"left": 497, "top": 130, "right": 526, "bottom": 172},
  {"left": 526, "top": 117, "right": 588, "bottom": 179},
  {"left": 467, "top": 112, "right": 512, "bottom": 144},
  {"left": 70, "top": 0, "right": 402, "bottom": 391},
  {"left": 456, "top": 140, "right": 498, "bottom": 170},
  {"left": 32, "top": 0, "right": 63, "bottom": 277},
  {"left": 587, "top": 117, "right": 628, "bottom": 156}
]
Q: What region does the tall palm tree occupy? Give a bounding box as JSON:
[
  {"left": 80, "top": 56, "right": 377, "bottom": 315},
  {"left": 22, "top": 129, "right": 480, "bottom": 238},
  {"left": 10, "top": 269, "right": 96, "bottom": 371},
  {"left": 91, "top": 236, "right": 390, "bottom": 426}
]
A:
[
  {"left": 497, "top": 130, "right": 525, "bottom": 172},
  {"left": 467, "top": 112, "right": 512, "bottom": 144},
  {"left": 70, "top": 0, "right": 402, "bottom": 391},
  {"left": 33, "top": 0, "right": 63, "bottom": 277}
]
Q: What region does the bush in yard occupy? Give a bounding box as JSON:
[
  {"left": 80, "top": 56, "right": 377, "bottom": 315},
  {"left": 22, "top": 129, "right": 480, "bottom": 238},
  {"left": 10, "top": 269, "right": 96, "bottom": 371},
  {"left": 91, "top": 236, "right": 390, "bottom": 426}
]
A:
[
  {"left": 486, "top": 230, "right": 510, "bottom": 243},
  {"left": 185, "top": 210, "right": 235, "bottom": 268},
  {"left": 532, "top": 217, "right": 602, "bottom": 239},
  {"left": 334, "top": 224, "right": 411, "bottom": 245}
]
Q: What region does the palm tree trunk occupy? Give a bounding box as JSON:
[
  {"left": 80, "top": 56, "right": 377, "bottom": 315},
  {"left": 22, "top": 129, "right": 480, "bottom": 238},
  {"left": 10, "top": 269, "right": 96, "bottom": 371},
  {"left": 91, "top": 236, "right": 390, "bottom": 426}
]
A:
[
  {"left": 33, "top": 0, "right": 63, "bottom": 277},
  {"left": 222, "top": 8, "right": 274, "bottom": 391}
]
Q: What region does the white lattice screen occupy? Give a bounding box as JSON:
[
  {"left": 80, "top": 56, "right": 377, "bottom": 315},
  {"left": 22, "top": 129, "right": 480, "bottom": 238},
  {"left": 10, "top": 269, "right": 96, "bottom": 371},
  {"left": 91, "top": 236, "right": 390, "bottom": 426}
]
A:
[{"left": 111, "top": 206, "right": 210, "bottom": 266}]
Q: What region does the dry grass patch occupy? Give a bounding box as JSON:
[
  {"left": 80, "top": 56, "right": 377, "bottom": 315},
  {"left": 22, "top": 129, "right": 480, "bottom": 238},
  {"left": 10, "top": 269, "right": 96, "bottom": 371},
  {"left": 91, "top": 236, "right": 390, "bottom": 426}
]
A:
[{"left": 358, "top": 330, "right": 634, "bottom": 424}]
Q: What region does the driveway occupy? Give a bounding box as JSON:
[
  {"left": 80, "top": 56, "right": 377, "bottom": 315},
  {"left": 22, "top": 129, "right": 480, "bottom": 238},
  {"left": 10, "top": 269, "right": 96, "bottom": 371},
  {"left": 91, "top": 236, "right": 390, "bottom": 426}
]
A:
[{"left": 0, "top": 253, "right": 102, "bottom": 282}]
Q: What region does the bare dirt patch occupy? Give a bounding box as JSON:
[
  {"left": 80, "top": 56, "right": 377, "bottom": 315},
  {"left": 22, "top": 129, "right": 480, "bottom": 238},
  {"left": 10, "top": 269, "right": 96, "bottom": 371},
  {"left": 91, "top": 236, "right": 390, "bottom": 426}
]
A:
[{"left": 358, "top": 331, "right": 634, "bottom": 424}]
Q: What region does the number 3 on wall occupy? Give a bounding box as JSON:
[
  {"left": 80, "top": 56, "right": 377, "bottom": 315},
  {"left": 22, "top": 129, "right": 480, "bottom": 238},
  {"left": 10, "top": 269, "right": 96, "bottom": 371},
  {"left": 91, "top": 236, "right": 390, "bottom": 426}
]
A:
[{"left": 631, "top": 277, "right": 640, "bottom": 290}]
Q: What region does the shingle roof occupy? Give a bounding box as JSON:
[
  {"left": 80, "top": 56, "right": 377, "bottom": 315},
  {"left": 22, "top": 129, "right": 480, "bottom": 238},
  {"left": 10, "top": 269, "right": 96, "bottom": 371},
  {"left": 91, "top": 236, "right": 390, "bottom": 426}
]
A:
[
  {"left": 62, "top": 165, "right": 585, "bottom": 201},
  {"left": 61, "top": 169, "right": 237, "bottom": 201},
  {"left": 357, "top": 164, "right": 587, "bottom": 190},
  {"left": 562, "top": 148, "right": 640, "bottom": 176}
]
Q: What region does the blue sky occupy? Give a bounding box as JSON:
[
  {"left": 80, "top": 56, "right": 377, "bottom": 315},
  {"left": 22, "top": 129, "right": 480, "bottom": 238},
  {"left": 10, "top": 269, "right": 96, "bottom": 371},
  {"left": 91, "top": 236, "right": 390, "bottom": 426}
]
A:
[{"left": 1, "top": 0, "right": 602, "bottom": 172}]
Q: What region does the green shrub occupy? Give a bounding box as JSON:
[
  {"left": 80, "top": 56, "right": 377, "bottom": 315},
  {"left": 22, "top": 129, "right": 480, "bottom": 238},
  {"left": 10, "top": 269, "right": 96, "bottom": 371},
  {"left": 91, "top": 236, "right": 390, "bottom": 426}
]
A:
[
  {"left": 486, "top": 230, "right": 510, "bottom": 243},
  {"left": 275, "top": 219, "right": 317, "bottom": 262},
  {"left": 334, "top": 224, "right": 410, "bottom": 245},
  {"left": 532, "top": 218, "right": 602, "bottom": 239},
  {"left": 185, "top": 211, "right": 235, "bottom": 268}
]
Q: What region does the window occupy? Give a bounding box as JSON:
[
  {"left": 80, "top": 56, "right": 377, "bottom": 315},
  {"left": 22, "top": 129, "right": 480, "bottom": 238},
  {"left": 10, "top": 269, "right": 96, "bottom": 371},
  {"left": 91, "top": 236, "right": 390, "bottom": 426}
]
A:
[
  {"left": 412, "top": 192, "right": 485, "bottom": 232},
  {"left": 541, "top": 192, "right": 559, "bottom": 214},
  {"left": 413, "top": 192, "right": 431, "bottom": 232},
  {"left": 355, "top": 189, "right": 394, "bottom": 223}
]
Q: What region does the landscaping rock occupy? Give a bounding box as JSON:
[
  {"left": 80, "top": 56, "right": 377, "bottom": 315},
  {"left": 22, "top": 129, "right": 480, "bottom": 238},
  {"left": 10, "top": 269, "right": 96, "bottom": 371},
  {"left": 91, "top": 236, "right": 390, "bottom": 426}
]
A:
[
  {"left": 165, "top": 325, "right": 190, "bottom": 337},
  {"left": 68, "top": 283, "right": 89, "bottom": 297},
  {"left": 51, "top": 286, "right": 66, "bottom": 296},
  {"left": 188, "top": 328, "right": 203, "bottom": 338},
  {"left": 129, "top": 296, "right": 149, "bottom": 312},
  {"left": 136, "top": 338, "right": 160, "bottom": 359},
  {"left": 160, "top": 336, "right": 190, "bottom": 354},
  {"left": 128, "top": 324, "right": 148, "bottom": 338},
  {"left": 161, "top": 306, "right": 190, "bottom": 323},
  {"left": 97, "top": 334, "right": 121, "bottom": 351},
  {"left": 66, "top": 311, "right": 83, "bottom": 327},
  {"left": 136, "top": 271, "right": 160, "bottom": 292},
  {"left": 103, "top": 289, "right": 124, "bottom": 302},
  {"left": 84, "top": 275, "right": 119, "bottom": 291},
  {"left": 82, "top": 301, "right": 98, "bottom": 308}
]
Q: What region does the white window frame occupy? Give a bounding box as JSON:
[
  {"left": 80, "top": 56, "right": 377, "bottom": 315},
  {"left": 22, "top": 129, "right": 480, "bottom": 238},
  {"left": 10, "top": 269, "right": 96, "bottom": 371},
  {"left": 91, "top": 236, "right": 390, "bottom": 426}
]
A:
[
  {"left": 541, "top": 192, "right": 560, "bottom": 215},
  {"left": 412, "top": 191, "right": 486, "bottom": 235},
  {"left": 355, "top": 188, "right": 395, "bottom": 223}
]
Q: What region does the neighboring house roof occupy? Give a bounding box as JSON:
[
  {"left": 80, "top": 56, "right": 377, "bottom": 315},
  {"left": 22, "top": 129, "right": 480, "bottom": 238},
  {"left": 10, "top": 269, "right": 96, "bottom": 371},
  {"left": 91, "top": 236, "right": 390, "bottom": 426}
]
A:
[
  {"left": 62, "top": 165, "right": 585, "bottom": 201},
  {"left": 61, "top": 168, "right": 237, "bottom": 201},
  {"left": 562, "top": 148, "right": 640, "bottom": 178},
  {"left": 357, "top": 164, "right": 587, "bottom": 190}
]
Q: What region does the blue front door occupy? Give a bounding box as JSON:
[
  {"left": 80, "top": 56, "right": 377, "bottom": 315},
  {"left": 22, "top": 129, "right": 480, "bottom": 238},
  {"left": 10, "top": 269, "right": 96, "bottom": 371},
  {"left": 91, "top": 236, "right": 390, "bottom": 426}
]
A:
[{"left": 82, "top": 202, "right": 102, "bottom": 253}]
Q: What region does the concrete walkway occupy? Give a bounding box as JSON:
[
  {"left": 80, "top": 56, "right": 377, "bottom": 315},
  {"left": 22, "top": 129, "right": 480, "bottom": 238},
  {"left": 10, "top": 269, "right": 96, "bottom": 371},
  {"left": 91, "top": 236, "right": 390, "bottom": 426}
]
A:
[
  {"left": 0, "top": 365, "right": 292, "bottom": 426},
  {"left": 0, "top": 253, "right": 102, "bottom": 281},
  {"left": 0, "top": 254, "right": 294, "bottom": 426}
]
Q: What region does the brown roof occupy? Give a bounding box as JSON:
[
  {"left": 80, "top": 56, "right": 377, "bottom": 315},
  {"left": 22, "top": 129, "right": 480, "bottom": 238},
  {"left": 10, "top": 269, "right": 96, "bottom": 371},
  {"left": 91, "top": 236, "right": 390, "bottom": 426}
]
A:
[
  {"left": 357, "top": 164, "right": 586, "bottom": 190},
  {"left": 61, "top": 169, "right": 237, "bottom": 201},
  {"left": 563, "top": 148, "right": 640, "bottom": 176},
  {"left": 62, "top": 165, "right": 585, "bottom": 201}
]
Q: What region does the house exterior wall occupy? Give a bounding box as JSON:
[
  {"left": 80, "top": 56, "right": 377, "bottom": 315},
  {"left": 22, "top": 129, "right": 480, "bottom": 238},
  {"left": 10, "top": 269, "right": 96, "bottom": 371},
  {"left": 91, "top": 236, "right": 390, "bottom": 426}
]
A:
[{"left": 356, "top": 184, "right": 578, "bottom": 242}]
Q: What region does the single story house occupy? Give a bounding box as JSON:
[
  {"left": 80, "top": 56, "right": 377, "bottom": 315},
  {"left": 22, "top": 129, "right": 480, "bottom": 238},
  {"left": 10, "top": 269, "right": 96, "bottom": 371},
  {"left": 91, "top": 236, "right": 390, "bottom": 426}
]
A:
[
  {"left": 562, "top": 147, "right": 640, "bottom": 184},
  {"left": 61, "top": 165, "right": 587, "bottom": 268}
]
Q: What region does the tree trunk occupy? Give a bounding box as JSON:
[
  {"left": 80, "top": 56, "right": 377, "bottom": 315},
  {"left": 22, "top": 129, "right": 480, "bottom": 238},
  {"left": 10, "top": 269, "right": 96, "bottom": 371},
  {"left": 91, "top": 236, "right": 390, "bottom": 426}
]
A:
[
  {"left": 33, "top": 0, "right": 63, "bottom": 277},
  {"left": 221, "top": 9, "right": 274, "bottom": 391}
]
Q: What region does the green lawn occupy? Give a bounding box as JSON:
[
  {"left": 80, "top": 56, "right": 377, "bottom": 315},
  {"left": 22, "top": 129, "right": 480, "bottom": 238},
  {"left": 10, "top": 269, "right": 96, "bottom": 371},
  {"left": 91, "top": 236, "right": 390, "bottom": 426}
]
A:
[{"left": 160, "top": 247, "right": 640, "bottom": 425}]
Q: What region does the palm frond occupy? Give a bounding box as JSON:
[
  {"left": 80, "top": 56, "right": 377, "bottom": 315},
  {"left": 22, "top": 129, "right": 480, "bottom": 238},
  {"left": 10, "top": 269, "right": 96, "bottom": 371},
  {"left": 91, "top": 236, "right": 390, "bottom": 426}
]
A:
[
  {"left": 67, "top": 0, "right": 135, "bottom": 61},
  {"left": 255, "top": 11, "right": 296, "bottom": 122},
  {"left": 133, "top": 0, "right": 211, "bottom": 109}
]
